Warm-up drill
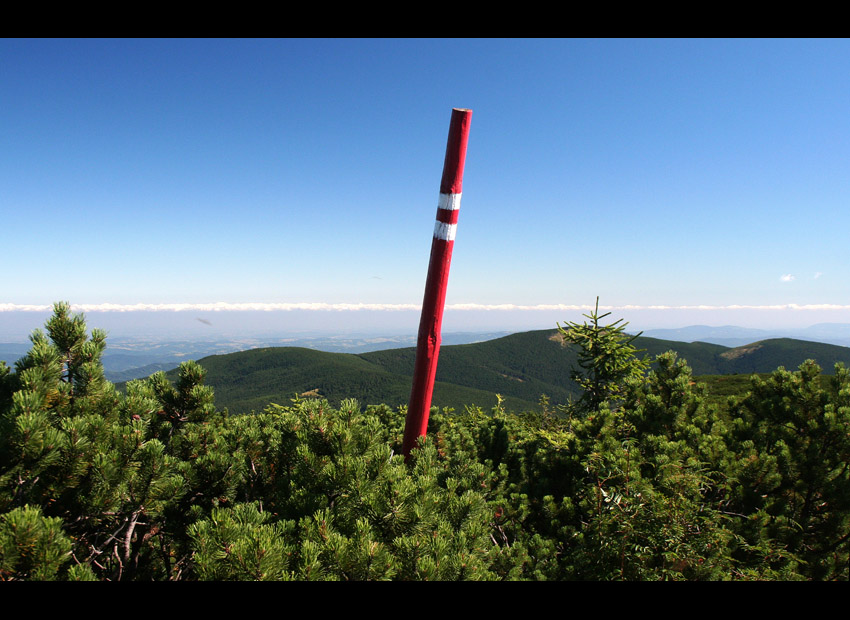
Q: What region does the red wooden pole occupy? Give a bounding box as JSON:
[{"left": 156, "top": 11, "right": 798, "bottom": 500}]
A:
[{"left": 402, "top": 108, "right": 472, "bottom": 458}]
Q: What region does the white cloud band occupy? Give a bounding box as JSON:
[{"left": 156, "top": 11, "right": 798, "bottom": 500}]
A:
[{"left": 2, "top": 302, "right": 850, "bottom": 313}]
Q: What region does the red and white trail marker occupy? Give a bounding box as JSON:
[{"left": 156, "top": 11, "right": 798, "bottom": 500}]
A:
[{"left": 402, "top": 108, "right": 472, "bottom": 458}]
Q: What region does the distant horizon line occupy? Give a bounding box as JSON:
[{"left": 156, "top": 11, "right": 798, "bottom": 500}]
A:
[{"left": 3, "top": 302, "right": 850, "bottom": 313}]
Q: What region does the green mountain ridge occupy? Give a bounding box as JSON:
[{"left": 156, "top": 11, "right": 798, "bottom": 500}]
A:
[{"left": 159, "top": 329, "right": 850, "bottom": 415}]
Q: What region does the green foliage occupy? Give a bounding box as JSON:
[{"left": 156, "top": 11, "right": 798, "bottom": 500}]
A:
[
  {"left": 0, "top": 505, "right": 73, "bottom": 580},
  {"left": 558, "top": 297, "right": 650, "bottom": 416},
  {"left": 724, "top": 360, "right": 850, "bottom": 580},
  {"left": 189, "top": 503, "right": 299, "bottom": 581},
  {"left": 1, "top": 302, "right": 847, "bottom": 580}
]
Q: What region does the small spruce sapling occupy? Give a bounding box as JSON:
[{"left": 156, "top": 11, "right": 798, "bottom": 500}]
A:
[{"left": 558, "top": 297, "right": 649, "bottom": 416}]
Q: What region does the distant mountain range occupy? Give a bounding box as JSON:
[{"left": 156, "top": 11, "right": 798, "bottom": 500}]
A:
[
  {"left": 8, "top": 326, "right": 850, "bottom": 414},
  {"left": 156, "top": 329, "right": 850, "bottom": 415},
  {"left": 641, "top": 323, "right": 850, "bottom": 348}
]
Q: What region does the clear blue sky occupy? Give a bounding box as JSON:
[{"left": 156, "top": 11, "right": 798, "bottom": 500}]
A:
[{"left": 3, "top": 38, "right": 850, "bottom": 334}]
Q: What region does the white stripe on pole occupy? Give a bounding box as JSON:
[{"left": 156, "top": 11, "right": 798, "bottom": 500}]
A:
[
  {"left": 438, "top": 192, "right": 462, "bottom": 211},
  {"left": 433, "top": 221, "right": 457, "bottom": 241}
]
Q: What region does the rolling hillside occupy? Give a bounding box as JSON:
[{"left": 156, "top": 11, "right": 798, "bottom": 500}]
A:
[
  {"left": 165, "top": 346, "right": 541, "bottom": 414},
  {"left": 160, "top": 329, "right": 850, "bottom": 415}
]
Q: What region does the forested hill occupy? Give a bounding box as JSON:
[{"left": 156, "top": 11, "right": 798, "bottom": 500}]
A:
[{"left": 167, "top": 329, "right": 850, "bottom": 414}]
